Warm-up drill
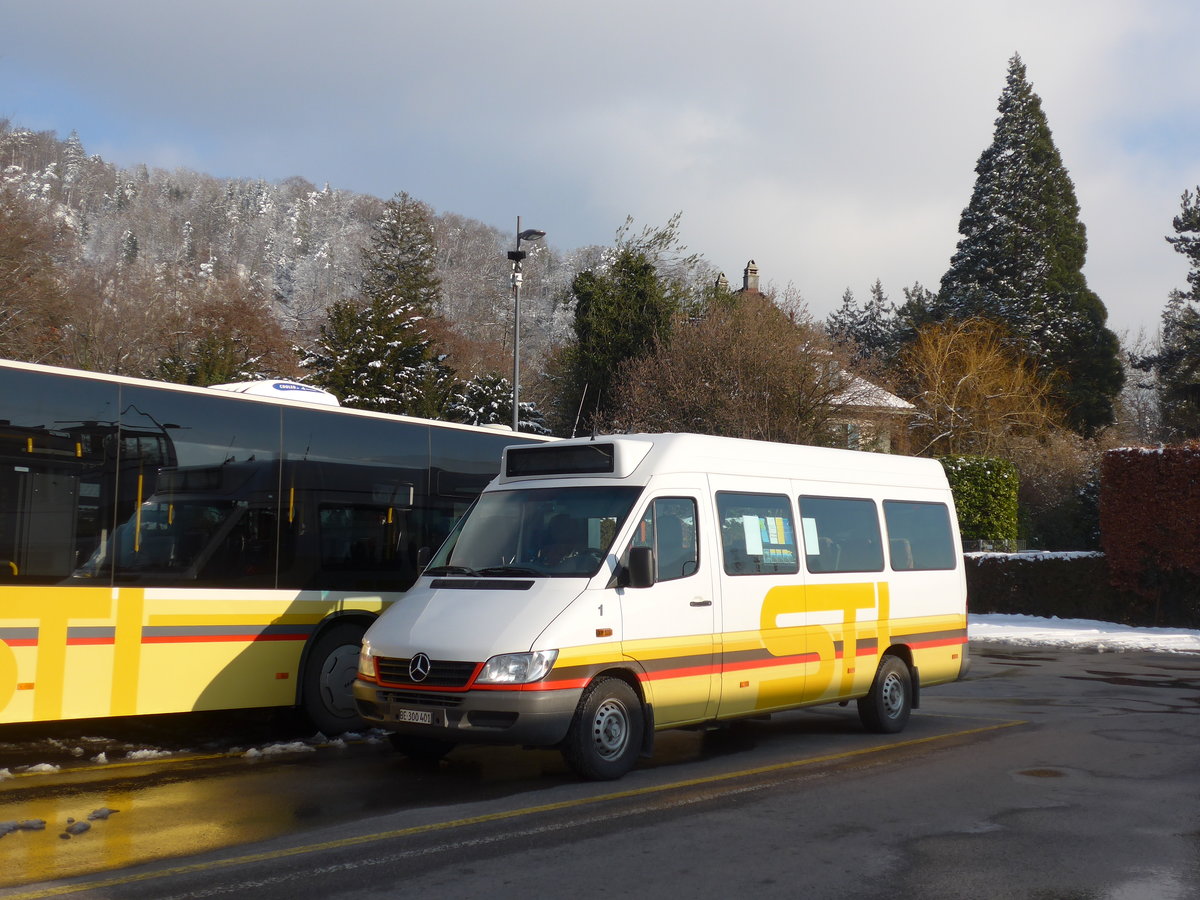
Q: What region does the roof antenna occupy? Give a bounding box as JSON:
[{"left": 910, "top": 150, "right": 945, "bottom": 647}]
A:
[
  {"left": 589, "top": 390, "right": 603, "bottom": 441},
  {"left": 571, "top": 384, "right": 588, "bottom": 439}
]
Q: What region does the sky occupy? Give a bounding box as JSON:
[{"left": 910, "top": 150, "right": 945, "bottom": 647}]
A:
[{"left": 4, "top": 0, "right": 1200, "bottom": 338}]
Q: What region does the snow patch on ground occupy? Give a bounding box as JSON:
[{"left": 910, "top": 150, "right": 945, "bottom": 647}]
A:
[
  {"left": 124, "top": 749, "right": 174, "bottom": 760},
  {"left": 970, "top": 613, "right": 1200, "bottom": 653},
  {"left": 243, "top": 741, "right": 318, "bottom": 758}
]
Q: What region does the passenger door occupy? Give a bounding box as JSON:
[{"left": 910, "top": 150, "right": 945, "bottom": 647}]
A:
[{"left": 618, "top": 493, "right": 718, "bottom": 725}]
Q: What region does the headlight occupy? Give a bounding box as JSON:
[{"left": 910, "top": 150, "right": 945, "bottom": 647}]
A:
[
  {"left": 475, "top": 650, "right": 559, "bottom": 685},
  {"left": 357, "top": 642, "right": 377, "bottom": 679}
]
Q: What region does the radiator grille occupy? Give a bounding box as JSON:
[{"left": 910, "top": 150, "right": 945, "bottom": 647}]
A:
[{"left": 376, "top": 657, "right": 479, "bottom": 688}]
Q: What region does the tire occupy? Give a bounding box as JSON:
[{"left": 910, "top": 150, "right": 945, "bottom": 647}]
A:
[
  {"left": 857, "top": 654, "right": 913, "bottom": 734},
  {"left": 388, "top": 733, "right": 456, "bottom": 763},
  {"left": 561, "top": 677, "right": 643, "bottom": 781},
  {"left": 301, "top": 622, "right": 367, "bottom": 735}
]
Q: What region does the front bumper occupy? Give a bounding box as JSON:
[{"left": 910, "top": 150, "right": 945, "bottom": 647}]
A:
[{"left": 353, "top": 679, "right": 581, "bottom": 747}]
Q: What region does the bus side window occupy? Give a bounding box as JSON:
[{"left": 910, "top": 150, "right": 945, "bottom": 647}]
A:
[
  {"left": 882, "top": 500, "right": 957, "bottom": 570},
  {"left": 716, "top": 492, "right": 798, "bottom": 575}
]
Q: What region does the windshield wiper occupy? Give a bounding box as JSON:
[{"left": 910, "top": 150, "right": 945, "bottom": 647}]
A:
[
  {"left": 423, "top": 565, "right": 481, "bottom": 577},
  {"left": 477, "top": 565, "right": 543, "bottom": 577}
]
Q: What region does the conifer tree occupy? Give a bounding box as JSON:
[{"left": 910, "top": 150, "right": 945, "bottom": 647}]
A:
[
  {"left": 446, "top": 373, "right": 550, "bottom": 434},
  {"left": 1144, "top": 188, "right": 1200, "bottom": 438},
  {"left": 361, "top": 192, "right": 441, "bottom": 315},
  {"left": 301, "top": 192, "right": 455, "bottom": 416},
  {"left": 937, "top": 54, "right": 1122, "bottom": 434},
  {"left": 825, "top": 288, "right": 863, "bottom": 351},
  {"left": 300, "top": 296, "right": 455, "bottom": 416},
  {"left": 858, "top": 279, "right": 894, "bottom": 360}
]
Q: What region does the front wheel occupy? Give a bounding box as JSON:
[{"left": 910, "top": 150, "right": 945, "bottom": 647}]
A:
[
  {"left": 561, "top": 677, "right": 643, "bottom": 781},
  {"left": 857, "top": 654, "right": 913, "bottom": 734},
  {"left": 301, "top": 622, "right": 367, "bottom": 735}
]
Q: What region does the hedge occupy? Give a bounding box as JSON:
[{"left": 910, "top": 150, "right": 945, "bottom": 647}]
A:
[
  {"left": 966, "top": 552, "right": 1200, "bottom": 629},
  {"left": 1100, "top": 444, "right": 1200, "bottom": 599},
  {"left": 939, "top": 456, "right": 1019, "bottom": 543}
]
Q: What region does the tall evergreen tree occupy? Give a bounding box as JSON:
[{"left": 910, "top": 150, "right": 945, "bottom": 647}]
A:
[
  {"left": 300, "top": 192, "right": 455, "bottom": 416},
  {"left": 1143, "top": 188, "right": 1200, "bottom": 438},
  {"left": 858, "top": 279, "right": 894, "bottom": 360},
  {"left": 937, "top": 54, "right": 1123, "bottom": 434},
  {"left": 300, "top": 296, "right": 455, "bottom": 416},
  {"left": 1167, "top": 187, "right": 1200, "bottom": 301},
  {"left": 825, "top": 288, "right": 863, "bottom": 351},
  {"left": 361, "top": 192, "right": 441, "bottom": 315}
]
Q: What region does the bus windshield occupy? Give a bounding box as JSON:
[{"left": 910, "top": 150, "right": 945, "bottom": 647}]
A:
[{"left": 427, "top": 486, "right": 643, "bottom": 578}]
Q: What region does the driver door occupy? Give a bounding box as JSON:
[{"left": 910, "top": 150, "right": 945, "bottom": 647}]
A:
[{"left": 618, "top": 493, "right": 718, "bottom": 725}]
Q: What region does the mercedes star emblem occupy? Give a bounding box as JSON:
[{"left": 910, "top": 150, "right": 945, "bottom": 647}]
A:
[{"left": 408, "top": 652, "right": 432, "bottom": 683}]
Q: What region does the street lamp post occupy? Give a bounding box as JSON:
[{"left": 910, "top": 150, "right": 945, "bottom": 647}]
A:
[{"left": 508, "top": 216, "right": 545, "bottom": 431}]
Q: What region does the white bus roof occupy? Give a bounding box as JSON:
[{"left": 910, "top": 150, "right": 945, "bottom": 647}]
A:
[
  {"left": 0, "top": 358, "right": 554, "bottom": 440},
  {"left": 209, "top": 380, "right": 340, "bottom": 406},
  {"left": 500, "top": 433, "right": 947, "bottom": 492}
]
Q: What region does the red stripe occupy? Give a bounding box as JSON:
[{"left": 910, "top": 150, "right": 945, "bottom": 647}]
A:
[
  {"left": 722, "top": 652, "right": 818, "bottom": 673},
  {"left": 907, "top": 636, "right": 968, "bottom": 650},
  {"left": 139, "top": 633, "right": 310, "bottom": 644},
  {"left": 514, "top": 678, "right": 590, "bottom": 692}
]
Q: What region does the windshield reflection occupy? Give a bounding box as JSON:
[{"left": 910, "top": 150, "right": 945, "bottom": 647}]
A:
[{"left": 428, "top": 486, "right": 643, "bottom": 578}]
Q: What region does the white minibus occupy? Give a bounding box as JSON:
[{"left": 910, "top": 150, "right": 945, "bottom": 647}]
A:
[{"left": 354, "top": 433, "right": 969, "bottom": 779}]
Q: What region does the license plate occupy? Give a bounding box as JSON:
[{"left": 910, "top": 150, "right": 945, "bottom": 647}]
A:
[{"left": 394, "top": 708, "right": 434, "bottom": 725}]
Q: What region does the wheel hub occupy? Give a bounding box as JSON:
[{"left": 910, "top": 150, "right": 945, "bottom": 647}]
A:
[{"left": 591, "top": 698, "right": 630, "bottom": 760}]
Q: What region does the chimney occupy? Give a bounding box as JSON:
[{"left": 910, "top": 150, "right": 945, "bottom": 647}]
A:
[
  {"left": 742, "top": 259, "right": 759, "bottom": 293},
  {"left": 715, "top": 272, "right": 729, "bottom": 292}
]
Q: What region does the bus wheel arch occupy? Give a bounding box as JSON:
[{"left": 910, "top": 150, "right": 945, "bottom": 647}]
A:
[
  {"left": 298, "top": 615, "right": 374, "bottom": 735},
  {"left": 561, "top": 673, "right": 645, "bottom": 781},
  {"left": 857, "top": 651, "right": 913, "bottom": 734}
]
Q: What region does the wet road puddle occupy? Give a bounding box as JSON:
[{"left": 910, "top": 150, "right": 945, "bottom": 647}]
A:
[{"left": 0, "top": 708, "right": 1024, "bottom": 890}]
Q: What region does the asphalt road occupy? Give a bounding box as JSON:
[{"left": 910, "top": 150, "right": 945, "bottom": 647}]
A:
[{"left": 2, "top": 644, "right": 1198, "bottom": 900}]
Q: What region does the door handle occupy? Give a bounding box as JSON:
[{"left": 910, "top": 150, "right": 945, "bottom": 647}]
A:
[{"left": 690, "top": 599, "right": 712, "bottom": 607}]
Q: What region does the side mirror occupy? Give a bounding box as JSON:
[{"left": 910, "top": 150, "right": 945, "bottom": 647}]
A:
[
  {"left": 416, "top": 546, "right": 432, "bottom": 570},
  {"left": 626, "top": 546, "right": 656, "bottom": 589}
]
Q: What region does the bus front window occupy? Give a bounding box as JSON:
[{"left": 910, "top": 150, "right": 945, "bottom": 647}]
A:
[{"left": 428, "top": 486, "right": 642, "bottom": 578}]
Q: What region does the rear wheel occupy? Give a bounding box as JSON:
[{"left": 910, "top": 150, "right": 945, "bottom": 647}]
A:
[
  {"left": 561, "top": 677, "right": 643, "bottom": 781},
  {"left": 857, "top": 654, "right": 912, "bottom": 734},
  {"left": 301, "top": 622, "right": 367, "bottom": 735}
]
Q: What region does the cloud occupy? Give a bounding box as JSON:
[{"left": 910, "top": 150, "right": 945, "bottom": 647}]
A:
[{"left": 3, "top": 0, "right": 1199, "bottom": 334}]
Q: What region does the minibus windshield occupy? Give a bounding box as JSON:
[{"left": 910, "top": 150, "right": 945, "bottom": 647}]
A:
[{"left": 426, "top": 485, "right": 643, "bottom": 578}]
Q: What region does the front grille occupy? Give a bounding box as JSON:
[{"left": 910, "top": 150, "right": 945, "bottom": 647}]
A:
[
  {"left": 376, "top": 657, "right": 479, "bottom": 688},
  {"left": 377, "top": 689, "right": 464, "bottom": 709}
]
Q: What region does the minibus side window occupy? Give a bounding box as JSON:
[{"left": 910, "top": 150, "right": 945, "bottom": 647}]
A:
[
  {"left": 799, "top": 496, "right": 884, "bottom": 574},
  {"left": 716, "top": 492, "right": 798, "bottom": 575},
  {"left": 628, "top": 497, "right": 699, "bottom": 581},
  {"left": 882, "top": 500, "right": 957, "bottom": 571}
]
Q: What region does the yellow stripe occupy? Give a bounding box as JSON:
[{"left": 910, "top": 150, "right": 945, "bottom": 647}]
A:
[
  {"left": 3, "top": 718, "right": 1025, "bottom": 899},
  {"left": 145, "top": 614, "right": 330, "bottom": 627}
]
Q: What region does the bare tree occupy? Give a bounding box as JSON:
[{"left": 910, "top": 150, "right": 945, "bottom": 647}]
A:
[
  {"left": 606, "top": 291, "right": 856, "bottom": 445},
  {"left": 902, "top": 318, "right": 1063, "bottom": 457}
]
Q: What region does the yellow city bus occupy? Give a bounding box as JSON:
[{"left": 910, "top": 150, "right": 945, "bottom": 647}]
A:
[{"left": 0, "top": 360, "right": 548, "bottom": 732}]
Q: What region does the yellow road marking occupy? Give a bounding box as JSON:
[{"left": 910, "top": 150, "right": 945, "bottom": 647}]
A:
[{"left": 3, "top": 717, "right": 1026, "bottom": 899}]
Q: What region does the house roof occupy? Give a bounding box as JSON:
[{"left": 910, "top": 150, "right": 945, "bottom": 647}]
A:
[{"left": 833, "top": 373, "right": 914, "bottom": 412}]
